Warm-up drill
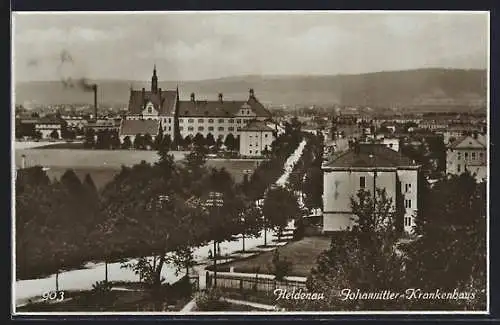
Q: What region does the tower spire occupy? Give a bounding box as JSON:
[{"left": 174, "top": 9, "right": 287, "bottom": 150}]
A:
[{"left": 151, "top": 64, "right": 158, "bottom": 93}]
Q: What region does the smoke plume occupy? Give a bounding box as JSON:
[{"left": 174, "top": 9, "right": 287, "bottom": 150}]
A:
[{"left": 56, "top": 49, "right": 96, "bottom": 91}]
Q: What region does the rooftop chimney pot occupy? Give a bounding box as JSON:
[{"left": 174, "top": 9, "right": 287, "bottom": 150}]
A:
[
  {"left": 218, "top": 93, "right": 223, "bottom": 103},
  {"left": 191, "top": 93, "right": 195, "bottom": 102},
  {"left": 249, "top": 88, "right": 255, "bottom": 98}
]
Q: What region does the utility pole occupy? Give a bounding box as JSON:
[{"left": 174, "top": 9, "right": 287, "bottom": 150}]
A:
[{"left": 207, "top": 191, "right": 223, "bottom": 288}]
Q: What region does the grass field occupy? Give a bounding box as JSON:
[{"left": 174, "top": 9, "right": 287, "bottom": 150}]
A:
[
  {"left": 15, "top": 148, "right": 261, "bottom": 188},
  {"left": 215, "top": 236, "right": 331, "bottom": 277}
]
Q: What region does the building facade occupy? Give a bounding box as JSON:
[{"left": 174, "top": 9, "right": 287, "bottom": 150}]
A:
[
  {"left": 446, "top": 135, "right": 487, "bottom": 182},
  {"left": 120, "top": 66, "right": 273, "bottom": 146},
  {"left": 239, "top": 121, "right": 275, "bottom": 157},
  {"left": 322, "top": 144, "right": 420, "bottom": 234},
  {"left": 34, "top": 117, "right": 65, "bottom": 139}
]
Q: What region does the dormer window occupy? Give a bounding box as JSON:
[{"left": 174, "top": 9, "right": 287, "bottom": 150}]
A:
[{"left": 148, "top": 107, "right": 152, "bottom": 114}]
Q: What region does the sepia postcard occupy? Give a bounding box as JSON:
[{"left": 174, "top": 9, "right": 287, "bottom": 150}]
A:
[{"left": 12, "top": 10, "right": 490, "bottom": 316}]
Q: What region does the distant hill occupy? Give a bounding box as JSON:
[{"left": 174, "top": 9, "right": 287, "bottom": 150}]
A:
[{"left": 15, "top": 68, "right": 487, "bottom": 109}]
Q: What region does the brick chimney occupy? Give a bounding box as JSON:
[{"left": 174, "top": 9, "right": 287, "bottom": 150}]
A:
[
  {"left": 249, "top": 88, "right": 255, "bottom": 99},
  {"left": 158, "top": 88, "right": 162, "bottom": 100},
  {"left": 93, "top": 84, "right": 98, "bottom": 121},
  {"left": 218, "top": 93, "right": 223, "bottom": 103},
  {"left": 191, "top": 93, "right": 195, "bottom": 102}
]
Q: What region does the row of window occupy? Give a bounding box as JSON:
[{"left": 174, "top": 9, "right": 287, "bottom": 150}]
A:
[
  {"left": 179, "top": 126, "right": 241, "bottom": 132},
  {"left": 359, "top": 176, "right": 413, "bottom": 208},
  {"left": 404, "top": 216, "right": 412, "bottom": 227},
  {"left": 457, "top": 151, "right": 485, "bottom": 160},
  {"left": 180, "top": 118, "right": 244, "bottom": 124},
  {"left": 359, "top": 177, "right": 414, "bottom": 193}
]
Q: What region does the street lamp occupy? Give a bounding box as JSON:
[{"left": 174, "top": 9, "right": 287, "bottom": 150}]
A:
[{"left": 206, "top": 191, "right": 223, "bottom": 288}]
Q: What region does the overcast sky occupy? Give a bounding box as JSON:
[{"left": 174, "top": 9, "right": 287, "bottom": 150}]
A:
[{"left": 13, "top": 11, "right": 488, "bottom": 82}]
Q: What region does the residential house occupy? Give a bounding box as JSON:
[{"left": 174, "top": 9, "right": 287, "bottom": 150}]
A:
[
  {"left": 322, "top": 143, "right": 420, "bottom": 234},
  {"left": 446, "top": 135, "right": 487, "bottom": 182}
]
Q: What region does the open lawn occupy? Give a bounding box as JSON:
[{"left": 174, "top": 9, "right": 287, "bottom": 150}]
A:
[
  {"left": 15, "top": 148, "right": 261, "bottom": 188},
  {"left": 215, "top": 236, "right": 331, "bottom": 277}
]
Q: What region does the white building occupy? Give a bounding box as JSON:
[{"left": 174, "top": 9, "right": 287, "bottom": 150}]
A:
[
  {"left": 34, "top": 117, "right": 64, "bottom": 139},
  {"left": 239, "top": 121, "right": 275, "bottom": 157},
  {"left": 121, "top": 66, "right": 273, "bottom": 146},
  {"left": 322, "top": 144, "right": 420, "bottom": 234},
  {"left": 381, "top": 138, "right": 400, "bottom": 152},
  {"left": 446, "top": 135, "right": 487, "bottom": 182}
]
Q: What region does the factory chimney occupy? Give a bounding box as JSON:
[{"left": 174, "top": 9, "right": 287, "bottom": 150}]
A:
[{"left": 93, "top": 84, "right": 98, "bottom": 121}]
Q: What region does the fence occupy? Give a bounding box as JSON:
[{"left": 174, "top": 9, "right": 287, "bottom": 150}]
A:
[{"left": 205, "top": 272, "right": 307, "bottom": 294}]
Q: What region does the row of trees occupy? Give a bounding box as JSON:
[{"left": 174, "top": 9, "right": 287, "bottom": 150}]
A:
[
  {"left": 287, "top": 132, "right": 324, "bottom": 212},
  {"left": 82, "top": 127, "right": 242, "bottom": 153},
  {"left": 16, "top": 123, "right": 305, "bottom": 290},
  {"left": 16, "top": 167, "right": 102, "bottom": 279},
  {"left": 280, "top": 172, "right": 486, "bottom": 311}
]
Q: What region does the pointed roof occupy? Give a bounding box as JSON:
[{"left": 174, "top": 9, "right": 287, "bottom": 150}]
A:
[
  {"left": 323, "top": 143, "right": 417, "bottom": 169},
  {"left": 128, "top": 89, "right": 177, "bottom": 116}
]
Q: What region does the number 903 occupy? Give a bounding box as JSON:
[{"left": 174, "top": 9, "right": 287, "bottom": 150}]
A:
[{"left": 41, "top": 290, "right": 64, "bottom": 302}]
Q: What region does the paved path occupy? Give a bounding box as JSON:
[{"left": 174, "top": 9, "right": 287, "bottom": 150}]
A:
[
  {"left": 222, "top": 297, "right": 276, "bottom": 311},
  {"left": 15, "top": 138, "right": 308, "bottom": 307}
]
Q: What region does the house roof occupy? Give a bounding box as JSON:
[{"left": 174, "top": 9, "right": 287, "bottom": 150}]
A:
[
  {"left": 120, "top": 119, "right": 160, "bottom": 136},
  {"left": 128, "top": 89, "right": 177, "bottom": 116},
  {"left": 323, "top": 143, "right": 417, "bottom": 169},
  {"left": 36, "top": 116, "right": 65, "bottom": 125},
  {"left": 240, "top": 120, "right": 275, "bottom": 132},
  {"left": 178, "top": 95, "right": 272, "bottom": 118},
  {"left": 448, "top": 135, "right": 487, "bottom": 149}
]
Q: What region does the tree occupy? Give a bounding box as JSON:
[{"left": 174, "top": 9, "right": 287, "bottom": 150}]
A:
[
  {"left": 402, "top": 173, "right": 486, "bottom": 310},
  {"left": 122, "top": 136, "right": 132, "bottom": 149},
  {"left": 50, "top": 130, "right": 59, "bottom": 139},
  {"left": 193, "top": 133, "right": 205, "bottom": 148},
  {"left": 300, "top": 188, "right": 405, "bottom": 311},
  {"left": 110, "top": 130, "right": 121, "bottom": 149},
  {"left": 184, "top": 135, "right": 193, "bottom": 149},
  {"left": 216, "top": 136, "right": 224, "bottom": 150},
  {"left": 84, "top": 128, "right": 96, "bottom": 148},
  {"left": 238, "top": 205, "right": 263, "bottom": 252},
  {"left": 270, "top": 250, "right": 292, "bottom": 281},
  {"left": 134, "top": 133, "right": 144, "bottom": 149},
  {"left": 263, "top": 187, "right": 300, "bottom": 242},
  {"left": 144, "top": 133, "right": 153, "bottom": 150},
  {"left": 224, "top": 133, "right": 236, "bottom": 151},
  {"left": 60, "top": 169, "right": 83, "bottom": 195},
  {"left": 154, "top": 126, "right": 164, "bottom": 150},
  {"left": 162, "top": 134, "right": 172, "bottom": 150},
  {"left": 206, "top": 133, "right": 216, "bottom": 148}
]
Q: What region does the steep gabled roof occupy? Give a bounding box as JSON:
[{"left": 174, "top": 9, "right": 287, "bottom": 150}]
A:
[
  {"left": 128, "top": 90, "right": 177, "bottom": 116},
  {"left": 120, "top": 119, "right": 160, "bottom": 136},
  {"left": 323, "top": 143, "right": 416, "bottom": 169}
]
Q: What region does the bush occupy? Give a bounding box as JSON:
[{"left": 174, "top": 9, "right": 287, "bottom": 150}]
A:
[
  {"left": 91, "top": 280, "right": 112, "bottom": 294},
  {"left": 269, "top": 250, "right": 292, "bottom": 281},
  {"left": 195, "top": 289, "right": 229, "bottom": 311}
]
